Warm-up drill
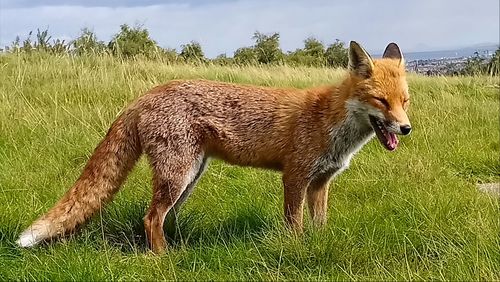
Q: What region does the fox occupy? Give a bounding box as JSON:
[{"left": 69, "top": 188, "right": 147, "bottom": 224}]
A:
[{"left": 16, "top": 41, "right": 411, "bottom": 254}]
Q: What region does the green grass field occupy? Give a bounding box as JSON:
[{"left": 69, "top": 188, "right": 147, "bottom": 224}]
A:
[{"left": 0, "top": 54, "right": 498, "bottom": 280}]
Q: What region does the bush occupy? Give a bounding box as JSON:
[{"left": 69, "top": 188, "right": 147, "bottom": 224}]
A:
[
  {"left": 487, "top": 48, "right": 500, "bottom": 76},
  {"left": 72, "top": 28, "right": 107, "bottom": 56},
  {"left": 158, "top": 47, "right": 180, "bottom": 63},
  {"left": 461, "top": 49, "right": 500, "bottom": 76},
  {"left": 7, "top": 29, "right": 69, "bottom": 55},
  {"left": 325, "top": 39, "right": 348, "bottom": 68},
  {"left": 252, "top": 31, "right": 284, "bottom": 64},
  {"left": 212, "top": 53, "right": 234, "bottom": 66},
  {"left": 180, "top": 41, "right": 206, "bottom": 63},
  {"left": 287, "top": 37, "right": 327, "bottom": 67},
  {"left": 233, "top": 47, "right": 257, "bottom": 65},
  {"left": 108, "top": 24, "right": 160, "bottom": 59},
  {"left": 303, "top": 37, "right": 325, "bottom": 60},
  {"left": 462, "top": 52, "right": 487, "bottom": 75}
]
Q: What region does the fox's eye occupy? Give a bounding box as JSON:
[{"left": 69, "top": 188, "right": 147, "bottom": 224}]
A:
[
  {"left": 374, "top": 97, "right": 390, "bottom": 108},
  {"left": 403, "top": 98, "right": 410, "bottom": 109}
]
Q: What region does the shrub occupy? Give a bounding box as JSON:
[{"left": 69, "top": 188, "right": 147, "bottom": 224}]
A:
[
  {"left": 487, "top": 48, "right": 500, "bottom": 76},
  {"left": 6, "top": 29, "right": 70, "bottom": 55},
  {"left": 72, "top": 28, "right": 107, "bottom": 56},
  {"left": 158, "top": 47, "right": 179, "bottom": 63},
  {"left": 252, "top": 31, "right": 284, "bottom": 64},
  {"left": 287, "top": 37, "right": 327, "bottom": 67},
  {"left": 180, "top": 41, "right": 206, "bottom": 63},
  {"left": 212, "top": 53, "right": 234, "bottom": 66},
  {"left": 108, "top": 24, "right": 160, "bottom": 58},
  {"left": 233, "top": 47, "right": 256, "bottom": 65},
  {"left": 325, "top": 39, "right": 348, "bottom": 68}
]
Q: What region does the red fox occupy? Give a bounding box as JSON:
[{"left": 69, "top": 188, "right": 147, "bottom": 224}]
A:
[{"left": 17, "top": 41, "right": 411, "bottom": 253}]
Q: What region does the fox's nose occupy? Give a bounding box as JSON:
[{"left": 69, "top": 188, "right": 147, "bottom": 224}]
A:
[{"left": 400, "top": 125, "right": 412, "bottom": 135}]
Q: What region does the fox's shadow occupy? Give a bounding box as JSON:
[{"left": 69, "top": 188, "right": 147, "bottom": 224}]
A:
[{"left": 91, "top": 203, "right": 276, "bottom": 253}]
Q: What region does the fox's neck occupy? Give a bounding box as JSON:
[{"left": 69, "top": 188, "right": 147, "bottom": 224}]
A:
[
  {"left": 325, "top": 82, "right": 374, "bottom": 159},
  {"left": 309, "top": 91, "right": 375, "bottom": 178},
  {"left": 302, "top": 79, "right": 374, "bottom": 147}
]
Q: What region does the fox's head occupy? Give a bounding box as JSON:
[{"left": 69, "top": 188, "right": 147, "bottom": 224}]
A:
[{"left": 346, "top": 41, "right": 411, "bottom": 151}]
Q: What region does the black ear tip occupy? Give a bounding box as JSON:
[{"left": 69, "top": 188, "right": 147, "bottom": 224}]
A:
[
  {"left": 383, "top": 42, "right": 403, "bottom": 59},
  {"left": 349, "top": 41, "right": 358, "bottom": 48},
  {"left": 387, "top": 42, "right": 400, "bottom": 49}
]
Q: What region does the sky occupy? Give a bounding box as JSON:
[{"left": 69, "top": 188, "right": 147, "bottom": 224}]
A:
[{"left": 0, "top": 0, "right": 498, "bottom": 57}]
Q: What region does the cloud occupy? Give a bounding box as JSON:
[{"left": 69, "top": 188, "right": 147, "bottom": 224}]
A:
[{"left": 0, "top": 0, "right": 498, "bottom": 57}]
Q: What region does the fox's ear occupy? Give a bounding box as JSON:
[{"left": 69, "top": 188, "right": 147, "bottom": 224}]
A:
[
  {"left": 383, "top": 42, "right": 404, "bottom": 66},
  {"left": 348, "top": 41, "right": 374, "bottom": 79}
]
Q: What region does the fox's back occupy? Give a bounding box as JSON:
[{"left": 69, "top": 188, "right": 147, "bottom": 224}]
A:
[{"left": 135, "top": 80, "right": 307, "bottom": 169}]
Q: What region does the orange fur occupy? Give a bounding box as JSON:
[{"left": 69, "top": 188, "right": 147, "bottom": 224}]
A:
[{"left": 17, "top": 42, "right": 411, "bottom": 253}]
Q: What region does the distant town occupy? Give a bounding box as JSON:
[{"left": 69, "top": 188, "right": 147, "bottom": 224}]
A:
[{"left": 403, "top": 47, "right": 498, "bottom": 75}]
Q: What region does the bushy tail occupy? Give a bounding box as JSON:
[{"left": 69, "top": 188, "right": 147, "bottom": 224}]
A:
[{"left": 17, "top": 108, "right": 142, "bottom": 247}]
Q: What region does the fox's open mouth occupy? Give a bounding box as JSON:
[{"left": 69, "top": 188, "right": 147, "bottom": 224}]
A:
[{"left": 369, "top": 115, "right": 398, "bottom": 151}]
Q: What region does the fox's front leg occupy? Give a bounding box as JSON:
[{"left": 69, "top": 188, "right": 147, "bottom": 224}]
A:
[
  {"left": 282, "top": 172, "right": 310, "bottom": 233},
  {"left": 307, "top": 176, "right": 330, "bottom": 227}
]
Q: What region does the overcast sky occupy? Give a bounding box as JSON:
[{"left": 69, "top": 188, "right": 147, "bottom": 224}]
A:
[{"left": 0, "top": 0, "right": 498, "bottom": 57}]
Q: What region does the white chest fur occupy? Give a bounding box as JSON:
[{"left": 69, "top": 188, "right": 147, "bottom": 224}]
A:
[{"left": 311, "top": 113, "right": 374, "bottom": 180}]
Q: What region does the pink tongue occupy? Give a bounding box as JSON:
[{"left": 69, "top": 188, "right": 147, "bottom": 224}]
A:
[{"left": 387, "top": 133, "right": 399, "bottom": 150}]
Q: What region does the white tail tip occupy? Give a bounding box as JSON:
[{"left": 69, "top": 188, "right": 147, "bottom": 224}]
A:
[
  {"left": 16, "top": 231, "right": 42, "bottom": 247},
  {"left": 16, "top": 220, "right": 53, "bottom": 248}
]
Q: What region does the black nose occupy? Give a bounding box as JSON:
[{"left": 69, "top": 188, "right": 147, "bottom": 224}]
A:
[{"left": 400, "top": 125, "right": 412, "bottom": 135}]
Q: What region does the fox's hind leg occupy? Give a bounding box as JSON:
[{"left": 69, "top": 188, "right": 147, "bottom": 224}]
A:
[
  {"left": 143, "top": 142, "right": 204, "bottom": 254},
  {"left": 165, "top": 157, "right": 209, "bottom": 235}
]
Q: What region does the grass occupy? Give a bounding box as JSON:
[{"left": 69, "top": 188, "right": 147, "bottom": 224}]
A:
[{"left": 0, "top": 53, "right": 498, "bottom": 280}]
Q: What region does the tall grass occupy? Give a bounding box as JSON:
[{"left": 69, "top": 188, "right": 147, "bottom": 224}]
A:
[{"left": 0, "top": 53, "right": 498, "bottom": 280}]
